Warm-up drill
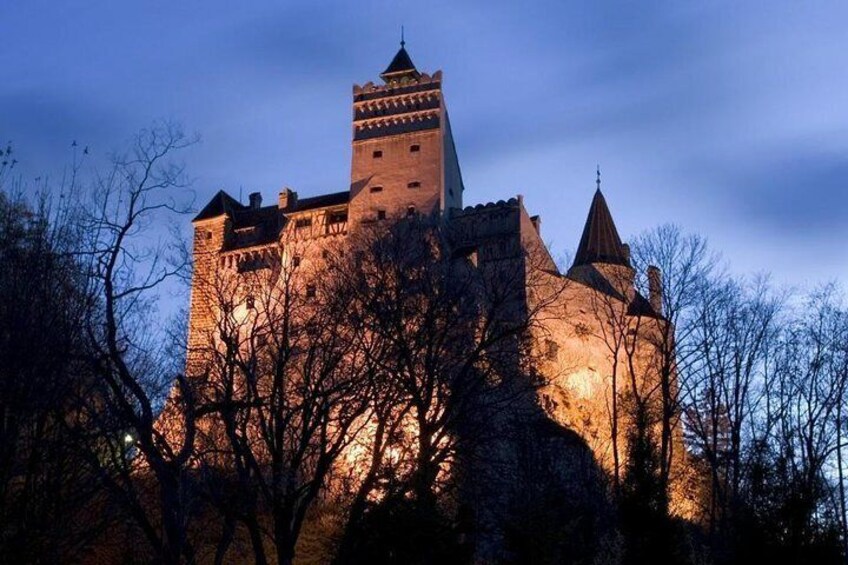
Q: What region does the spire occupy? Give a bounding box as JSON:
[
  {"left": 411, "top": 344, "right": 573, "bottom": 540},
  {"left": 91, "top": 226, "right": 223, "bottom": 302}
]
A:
[
  {"left": 380, "top": 33, "right": 420, "bottom": 83},
  {"left": 572, "top": 185, "right": 631, "bottom": 268}
]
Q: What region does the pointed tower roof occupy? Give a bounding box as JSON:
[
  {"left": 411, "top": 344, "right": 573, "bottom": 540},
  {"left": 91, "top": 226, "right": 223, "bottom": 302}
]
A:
[
  {"left": 572, "top": 189, "right": 631, "bottom": 268},
  {"left": 193, "top": 190, "right": 244, "bottom": 222},
  {"left": 380, "top": 40, "right": 420, "bottom": 82}
]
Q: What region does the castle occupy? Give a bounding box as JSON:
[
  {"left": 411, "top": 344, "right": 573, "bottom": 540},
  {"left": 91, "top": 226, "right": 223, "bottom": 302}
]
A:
[{"left": 184, "top": 43, "right": 690, "bottom": 557}]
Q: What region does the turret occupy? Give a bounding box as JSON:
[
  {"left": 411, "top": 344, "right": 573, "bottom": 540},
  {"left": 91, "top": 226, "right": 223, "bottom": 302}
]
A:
[
  {"left": 567, "top": 174, "right": 635, "bottom": 297},
  {"left": 348, "top": 41, "right": 464, "bottom": 224}
]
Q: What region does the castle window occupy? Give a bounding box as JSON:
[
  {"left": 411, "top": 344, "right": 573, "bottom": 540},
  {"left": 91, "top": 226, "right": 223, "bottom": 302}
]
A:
[
  {"left": 544, "top": 339, "right": 559, "bottom": 361},
  {"left": 295, "top": 217, "right": 312, "bottom": 229},
  {"left": 205, "top": 231, "right": 212, "bottom": 240},
  {"left": 370, "top": 185, "right": 383, "bottom": 193},
  {"left": 245, "top": 295, "right": 255, "bottom": 310},
  {"left": 372, "top": 150, "right": 383, "bottom": 158},
  {"left": 322, "top": 249, "right": 330, "bottom": 259},
  {"left": 237, "top": 254, "right": 269, "bottom": 273},
  {"left": 410, "top": 144, "right": 420, "bottom": 153},
  {"left": 406, "top": 206, "right": 416, "bottom": 217},
  {"left": 305, "top": 284, "right": 316, "bottom": 299},
  {"left": 329, "top": 211, "right": 348, "bottom": 224},
  {"left": 449, "top": 188, "right": 454, "bottom": 197},
  {"left": 407, "top": 181, "right": 421, "bottom": 189},
  {"left": 377, "top": 209, "right": 386, "bottom": 221},
  {"left": 293, "top": 256, "right": 301, "bottom": 267}
]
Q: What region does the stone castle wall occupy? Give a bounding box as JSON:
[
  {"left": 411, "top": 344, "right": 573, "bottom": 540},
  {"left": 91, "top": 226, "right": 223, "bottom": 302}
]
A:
[{"left": 174, "top": 51, "right": 697, "bottom": 552}]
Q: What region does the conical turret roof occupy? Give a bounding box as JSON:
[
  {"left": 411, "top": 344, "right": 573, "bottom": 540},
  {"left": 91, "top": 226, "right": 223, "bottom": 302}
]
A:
[
  {"left": 380, "top": 44, "right": 420, "bottom": 82},
  {"left": 572, "top": 189, "right": 631, "bottom": 268}
]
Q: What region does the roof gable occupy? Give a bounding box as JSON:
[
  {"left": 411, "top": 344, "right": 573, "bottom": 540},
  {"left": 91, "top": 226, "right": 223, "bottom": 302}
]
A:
[{"left": 193, "top": 190, "right": 244, "bottom": 222}]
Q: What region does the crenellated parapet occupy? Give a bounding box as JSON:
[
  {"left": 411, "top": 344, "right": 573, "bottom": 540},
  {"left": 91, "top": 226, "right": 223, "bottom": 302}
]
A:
[
  {"left": 352, "top": 70, "right": 442, "bottom": 99},
  {"left": 352, "top": 72, "right": 444, "bottom": 141},
  {"left": 453, "top": 197, "right": 521, "bottom": 217}
]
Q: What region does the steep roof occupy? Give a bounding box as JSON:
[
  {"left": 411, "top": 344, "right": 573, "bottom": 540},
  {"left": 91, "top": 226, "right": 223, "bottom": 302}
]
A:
[
  {"left": 572, "top": 189, "right": 631, "bottom": 268},
  {"left": 288, "top": 190, "right": 350, "bottom": 212},
  {"left": 380, "top": 45, "right": 420, "bottom": 81},
  {"left": 628, "top": 291, "right": 661, "bottom": 319},
  {"left": 193, "top": 190, "right": 244, "bottom": 222}
]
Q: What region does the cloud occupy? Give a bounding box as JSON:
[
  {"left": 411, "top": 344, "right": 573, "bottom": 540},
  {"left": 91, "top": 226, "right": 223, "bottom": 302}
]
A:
[{"left": 706, "top": 148, "right": 848, "bottom": 236}]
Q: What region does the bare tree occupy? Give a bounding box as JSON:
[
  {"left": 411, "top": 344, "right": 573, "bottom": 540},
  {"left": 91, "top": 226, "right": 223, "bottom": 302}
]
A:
[
  {"left": 330, "top": 217, "right": 564, "bottom": 562},
  {"left": 765, "top": 285, "right": 847, "bottom": 559},
  {"left": 0, "top": 190, "right": 112, "bottom": 562},
  {"left": 73, "top": 123, "right": 199, "bottom": 564},
  {"left": 682, "top": 275, "right": 782, "bottom": 548},
  {"left": 192, "top": 235, "right": 371, "bottom": 565},
  {"left": 631, "top": 224, "right": 716, "bottom": 494}
]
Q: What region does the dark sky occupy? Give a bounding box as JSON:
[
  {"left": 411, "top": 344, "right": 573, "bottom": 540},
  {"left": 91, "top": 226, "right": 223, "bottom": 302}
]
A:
[{"left": 3, "top": 1, "right": 847, "bottom": 289}]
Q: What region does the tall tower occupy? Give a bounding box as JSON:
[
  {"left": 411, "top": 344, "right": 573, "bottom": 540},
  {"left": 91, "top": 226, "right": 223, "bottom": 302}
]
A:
[{"left": 348, "top": 42, "right": 464, "bottom": 223}]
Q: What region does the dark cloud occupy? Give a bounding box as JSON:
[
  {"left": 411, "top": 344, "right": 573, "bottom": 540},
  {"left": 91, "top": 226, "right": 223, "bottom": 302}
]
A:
[
  {"left": 708, "top": 149, "right": 848, "bottom": 234},
  {"left": 2, "top": 0, "right": 847, "bottom": 287}
]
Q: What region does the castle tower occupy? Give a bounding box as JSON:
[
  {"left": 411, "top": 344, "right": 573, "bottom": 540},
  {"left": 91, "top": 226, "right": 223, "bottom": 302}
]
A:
[
  {"left": 186, "top": 190, "right": 242, "bottom": 375},
  {"left": 567, "top": 186, "right": 635, "bottom": 296},
  {"left": 348, "top": 42, "right": 464, "bottom": 223}
]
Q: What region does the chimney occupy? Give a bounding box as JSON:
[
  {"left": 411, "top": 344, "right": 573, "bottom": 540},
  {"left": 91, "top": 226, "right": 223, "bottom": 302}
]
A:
[
  {"left": 648, "top": 265, "right": 663, "bottom": 315},
  {"left": 249, "top": 191, "right": 262, "bottom": 209},
  {"left": 278, "top": 187, "right": 298, "bottom": 210},
  {"left": 530, "top": 215, "right": 541, "bottom": 235}
]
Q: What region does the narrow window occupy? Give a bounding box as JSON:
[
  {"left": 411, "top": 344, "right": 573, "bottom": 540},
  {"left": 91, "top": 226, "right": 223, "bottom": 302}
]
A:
[
  {"left": 306, "top": 284, "right": 316, "bottom": 298},
  {"left": 246, "top": 295, "right": 255, "bottom": 310},
  {"left": 329, "top": 211, "right": 348, "bottom": 224},
  {"left": 295, "top": 217, "right": 312, "bottom": 229},
  {"left": 322, "top": 249, "right": 330, "bottom": 259},
  {"left": 205, "top": 231, "right": 212, "bottom": 240},
  {"left": 370, "top": 185, "right": 383, "bottom": 193},
  {"left": 293, "top": 256, "right": 301, "bottom": 267},
  {"left": 545, "top": 339, "right": 559, "bottom": 361},
  {"left": 410, "top": 144, "right": 420, "bottom": 153},
  {"left": 372, "top": 150, "right": 383, "bottom": 158},
  {"left": 407, "top": 181, "right": 421, "bottom": 189},
  {"left": 377, "top": 210, "right": 386, "bottom": 221}
]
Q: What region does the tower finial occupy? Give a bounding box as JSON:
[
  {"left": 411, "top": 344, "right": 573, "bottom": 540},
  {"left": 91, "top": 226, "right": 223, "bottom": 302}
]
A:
[
  {"left": 596, "top": 165, "right": 601, "bottom": 191},
  {"left": 401, "top": 25, "right": 405, "bottom": 48}
]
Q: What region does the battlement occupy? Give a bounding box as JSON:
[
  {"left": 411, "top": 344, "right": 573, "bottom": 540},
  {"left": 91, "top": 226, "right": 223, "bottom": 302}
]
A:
[
  {"left": 352, "top": 71, "right": 442, "bottom": 100},
  {"left": 352, "top": 74, "right": 443, "bottom": 141},
  {"left": 453, "top": 197, "right": 522, "bottom": 217}
]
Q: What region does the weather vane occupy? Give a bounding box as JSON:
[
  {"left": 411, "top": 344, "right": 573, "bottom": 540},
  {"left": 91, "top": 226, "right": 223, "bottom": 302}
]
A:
[
  {"left": 401, "top": 25, "right": 405, "bottom": 48},
  {"left": 596, "top": 165, "right": 601, "bottom": 191}
]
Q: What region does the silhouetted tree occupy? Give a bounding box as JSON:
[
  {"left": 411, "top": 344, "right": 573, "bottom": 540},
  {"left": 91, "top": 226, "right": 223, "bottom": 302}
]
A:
[
  {"left": 331, "top": 217, "right": 565, "bottom": 563},
  {"left": 72, "top": 123, "right": 200, "bottom": 564},
  {"left": 0, "top": 190, "right": 112, "bottom": 562},
  {"left": 191, "top": 235, "right": 370, "bottom": 565}
]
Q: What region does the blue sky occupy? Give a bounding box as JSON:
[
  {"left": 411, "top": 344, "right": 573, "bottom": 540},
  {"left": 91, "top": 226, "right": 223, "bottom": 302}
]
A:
[{"left": 2, "top": 1, "right": 847, "bottom": 289}]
